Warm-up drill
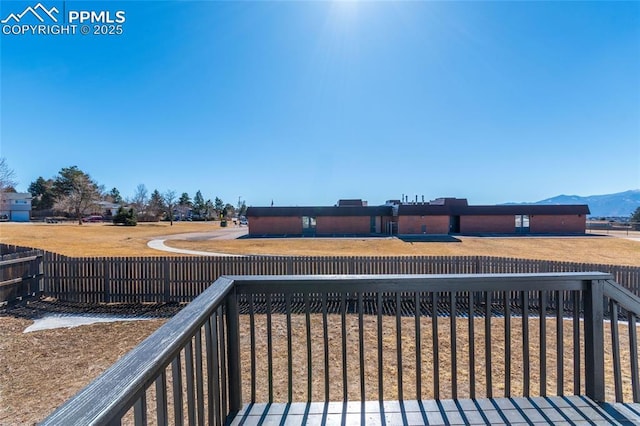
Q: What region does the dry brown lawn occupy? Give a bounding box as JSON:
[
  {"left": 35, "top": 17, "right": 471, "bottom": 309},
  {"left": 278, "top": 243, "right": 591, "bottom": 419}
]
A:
[
  {"left": 0, "top": 223, "right": 638, "bottom": 424},
  {"left": 0, "top": 221, "right": 221, "bottom": 256},
  {"left": 1, "top": 222, "right": 638, "bottom": 267},
  {"left": 0, "top": 316, "right": 167, "bottom": 425},
  {"left": 166, "top": 234, "right": 640, "bottom": 266}
]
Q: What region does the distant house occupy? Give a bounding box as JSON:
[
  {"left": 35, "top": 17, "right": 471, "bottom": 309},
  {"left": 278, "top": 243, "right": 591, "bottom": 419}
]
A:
[
  {"left": 0, "top": 192, "right": 33, "bottom": 222},
  {"left": 247, "top": 197, "right": 590, "bottom": 237},
  {"left": 95, "top": 201, "right": 121, "bottom": 218}
]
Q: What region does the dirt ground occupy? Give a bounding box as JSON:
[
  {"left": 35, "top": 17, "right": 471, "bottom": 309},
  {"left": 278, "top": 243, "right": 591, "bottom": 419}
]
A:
[{"left": 0, "top": 223, "right": 638, "bottom": 424}]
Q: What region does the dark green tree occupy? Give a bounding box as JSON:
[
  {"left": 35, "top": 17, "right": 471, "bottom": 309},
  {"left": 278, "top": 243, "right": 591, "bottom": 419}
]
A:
[
  {"left": 192, "top": 190, "right": 205, "bottom": 219},
  {"left": 113, "top": 207, "right": 137, "bottom": 226},
  {"left": 107, "top": 187, "right": 123, "bottom": 204},
  {"left": 28, "top": 177, "right": 56, "bottom": 210},
  {"left": 148, "top": 189, "right": 166, "bottom": 221},
  {"left": 178, "top": 192, "right": 192, "bottom": 220},
  {"left": 214, "top": 197, "right": 224, "bottom": 219}
]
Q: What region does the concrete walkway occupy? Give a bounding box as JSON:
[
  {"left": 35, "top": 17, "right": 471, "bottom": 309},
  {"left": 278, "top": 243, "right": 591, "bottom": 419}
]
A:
[{"left": 147, "top": 226, "right": 248, "bottom": 256}]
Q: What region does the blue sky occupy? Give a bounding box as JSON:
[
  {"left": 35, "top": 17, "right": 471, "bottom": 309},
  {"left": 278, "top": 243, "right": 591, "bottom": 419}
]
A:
[{"left": 1, "top": 0, "right": 639, "bottom": 207}]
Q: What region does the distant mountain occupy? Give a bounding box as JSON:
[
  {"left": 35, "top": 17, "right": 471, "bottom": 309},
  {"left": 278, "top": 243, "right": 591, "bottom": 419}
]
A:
[{"left": 508, "top": 190, "right": 640, "bottom": 218}]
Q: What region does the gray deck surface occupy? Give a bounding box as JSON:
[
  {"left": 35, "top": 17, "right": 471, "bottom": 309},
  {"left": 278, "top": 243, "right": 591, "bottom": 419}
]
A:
[{"left": 230, "top": 396, "right": 640, "bottom": 425}]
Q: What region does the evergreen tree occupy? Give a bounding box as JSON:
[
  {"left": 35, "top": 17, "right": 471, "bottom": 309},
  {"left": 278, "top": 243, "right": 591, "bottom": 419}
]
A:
[
  {"left": 148, "top": 189, "right": 166, "bottom": 221},
  {"left": 178, "top": 192, "right": 192, "bottom": 219},
  {"left": 28, "top": 177, "right": 55, "bottom": 210},
  {"left": 192, "top": 190, "right": 205, "bottom": 218},
  {"left": 108, "top": 187, "right": 123, "bottom": 204},
  {"left": 214, "top": 197, "right": 224, "bottom": 219},
  {"left": 113, "top": 206, "right": 137, "bottom": 226}
]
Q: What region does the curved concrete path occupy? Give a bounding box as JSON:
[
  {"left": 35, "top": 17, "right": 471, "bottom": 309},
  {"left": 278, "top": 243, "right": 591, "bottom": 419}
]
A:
[{"left": 147, "top": 227, "right": 248, "bottom": 256}]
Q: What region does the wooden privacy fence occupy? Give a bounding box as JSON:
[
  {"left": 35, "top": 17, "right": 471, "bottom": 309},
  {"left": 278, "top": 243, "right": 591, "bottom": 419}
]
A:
[
  {"left": 0, "top": 246, "right": 44, "bottom": 304},
  {"left": 42, "top": 253, "right": 640, "bottom": 304}
]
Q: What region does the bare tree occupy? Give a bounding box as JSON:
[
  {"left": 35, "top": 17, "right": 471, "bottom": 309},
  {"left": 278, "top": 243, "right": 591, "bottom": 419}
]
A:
[
  {"left": 163, "top": 190, "right": 177, "bottom": 226},
  {"left": 130, "top": 184, "right": 149, "bottom": 219},
  {"left": 0, "top": 157, "right": 17, "bottom": 192},
  {"left": 52, "top": 166, "right": 102, "bottom": 225}
]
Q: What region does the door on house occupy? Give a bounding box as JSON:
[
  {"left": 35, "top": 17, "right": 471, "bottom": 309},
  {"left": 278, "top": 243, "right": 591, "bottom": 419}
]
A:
[
  {"left": 449, "top": 216, "right": 461, "bottom": 234},
  {"left": 302, "top": 216, "right": 316, "bottom": 236},
  {"left": 370, "top": 216, "right": 377, "bottom": 233}
]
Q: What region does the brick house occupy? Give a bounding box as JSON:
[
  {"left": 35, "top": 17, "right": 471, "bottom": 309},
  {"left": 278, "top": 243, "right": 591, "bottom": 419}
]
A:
[{"left": 246, "top": 197, "right": 590, "bottom": 236}]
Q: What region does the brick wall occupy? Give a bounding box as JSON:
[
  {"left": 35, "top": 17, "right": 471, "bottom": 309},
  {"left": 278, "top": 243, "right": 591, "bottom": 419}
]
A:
[
  {"left": 530, "top": 215, "right": 586, "bottom": 233},
  {"left": 398, "top": 215, "right": 450, "bottom": 234},
  {"left": 461, "top": 215, "right": 515, "bottom": 233},
  {"left": 248, "top": 216, "right": 302, "bottom": 235},
  {"left": 316, "top": 216, "right": 371, "bottom": 234}
]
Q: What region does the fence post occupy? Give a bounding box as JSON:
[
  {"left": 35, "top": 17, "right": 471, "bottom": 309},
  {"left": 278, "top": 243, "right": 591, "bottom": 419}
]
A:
[
  {"left": 225, "top": 285, "right": 242, "bottom": 413},
  {"left": 164, "top": 259, "right": 171, "bottom": 303},
  {"left": 37, "top": 251, "right": 44, "bottom": 296},
  {"left": 103, "top": 259, "right": 111, "bottom": 304},
  {"left": 584, "top": 279, "right": 605, "bottom": 402}
]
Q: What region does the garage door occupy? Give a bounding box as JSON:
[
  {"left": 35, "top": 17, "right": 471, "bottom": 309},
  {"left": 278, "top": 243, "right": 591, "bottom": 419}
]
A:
[{"left": 11, "top": 211, "right": 30, "bottom": 222}]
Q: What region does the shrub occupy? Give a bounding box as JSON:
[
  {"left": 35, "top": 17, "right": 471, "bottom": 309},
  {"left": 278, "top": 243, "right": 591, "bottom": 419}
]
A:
[{"left": 113, "top": 207, "right": 137, "bottom": 226}]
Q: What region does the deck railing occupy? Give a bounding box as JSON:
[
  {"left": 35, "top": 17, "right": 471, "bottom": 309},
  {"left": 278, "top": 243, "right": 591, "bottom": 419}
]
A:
[{"left": 41, "top": 272, "right": 640, "bottom": 425}]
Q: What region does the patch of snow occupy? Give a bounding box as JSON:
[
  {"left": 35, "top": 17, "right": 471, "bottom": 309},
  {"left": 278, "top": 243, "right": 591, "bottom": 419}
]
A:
[{"left": 23, "top": 314, "right": 153, "bottom": 333}]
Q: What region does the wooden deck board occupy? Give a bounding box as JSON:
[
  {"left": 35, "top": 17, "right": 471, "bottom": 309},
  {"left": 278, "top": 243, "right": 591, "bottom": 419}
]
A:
[{"left": 229, "top": 396, "right": 640, "bottom": 425}]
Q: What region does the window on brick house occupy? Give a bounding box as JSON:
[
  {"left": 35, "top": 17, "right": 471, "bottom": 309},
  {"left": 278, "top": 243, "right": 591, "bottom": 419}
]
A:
[
  {"left": 302, "top": 216, "right": 316, "bottom": 229},
  {"left": 515, "top": 215, "right": 530, "bottom": 233}
]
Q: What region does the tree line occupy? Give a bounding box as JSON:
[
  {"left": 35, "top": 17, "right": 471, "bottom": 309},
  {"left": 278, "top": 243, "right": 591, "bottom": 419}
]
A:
[{"left": 25, "top": 165, "right": 246, "bottom": 225}]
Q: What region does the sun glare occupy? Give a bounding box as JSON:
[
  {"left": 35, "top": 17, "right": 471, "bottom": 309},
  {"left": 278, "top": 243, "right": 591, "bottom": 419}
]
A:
[{"left": 330, "top": 0, "right": 361, "bottom": 25}]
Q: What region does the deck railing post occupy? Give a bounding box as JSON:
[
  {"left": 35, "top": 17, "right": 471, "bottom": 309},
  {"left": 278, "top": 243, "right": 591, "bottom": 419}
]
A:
[
  {"left": 225, "top": 284, "right": 242, "bottom": 414},
  {"left": 584, "top": 279, "right": 605, "bottom": 401}
]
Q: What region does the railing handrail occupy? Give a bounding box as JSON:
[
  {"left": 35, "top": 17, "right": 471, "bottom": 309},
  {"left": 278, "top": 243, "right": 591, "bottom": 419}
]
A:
[
  {"left": 603, "top": 279, "right": 640, "bottom": 315},
  {"left": 40, "top": 277, "right": 236, "bottom": 426},
  {"left": 230, "top": 272, "right": 614, "bottom": 293}
]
